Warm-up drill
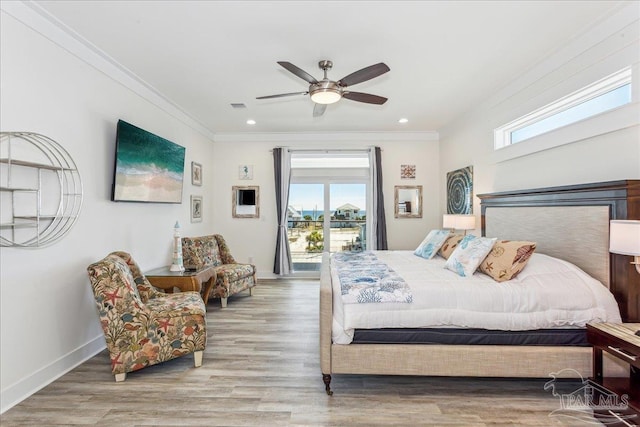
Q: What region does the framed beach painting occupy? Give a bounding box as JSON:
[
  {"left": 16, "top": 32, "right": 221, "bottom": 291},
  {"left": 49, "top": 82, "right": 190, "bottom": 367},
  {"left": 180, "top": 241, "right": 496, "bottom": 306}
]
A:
[{"left": 111, "top": 120, "right": 186, "bottom": 203}]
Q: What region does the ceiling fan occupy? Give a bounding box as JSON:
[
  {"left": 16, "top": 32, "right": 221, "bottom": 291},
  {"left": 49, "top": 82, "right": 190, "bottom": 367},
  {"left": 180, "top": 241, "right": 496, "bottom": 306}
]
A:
[{"left": 256, "top": 60, "right": 390, "bottom": 117}]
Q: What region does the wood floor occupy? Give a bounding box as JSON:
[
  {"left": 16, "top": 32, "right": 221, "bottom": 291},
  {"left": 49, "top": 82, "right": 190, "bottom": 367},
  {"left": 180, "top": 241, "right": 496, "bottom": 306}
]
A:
[{"left": 2, "top": 280, "right": 601, "bottom": 426}]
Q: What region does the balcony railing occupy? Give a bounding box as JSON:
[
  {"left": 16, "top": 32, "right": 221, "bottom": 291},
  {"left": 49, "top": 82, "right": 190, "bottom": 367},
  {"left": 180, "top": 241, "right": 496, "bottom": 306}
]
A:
[{"left": 287, "top": 219, "right": 365, "bottom": 270}]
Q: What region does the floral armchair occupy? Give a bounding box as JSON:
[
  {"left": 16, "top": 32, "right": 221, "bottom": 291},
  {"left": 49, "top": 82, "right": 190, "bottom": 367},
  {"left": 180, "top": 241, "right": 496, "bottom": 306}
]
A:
[
  {"left": 182, "top": 234, "right": 257, "bottom": 308},
  {"left": 87, "top": 251, "right": 207, "bottom": 381}
]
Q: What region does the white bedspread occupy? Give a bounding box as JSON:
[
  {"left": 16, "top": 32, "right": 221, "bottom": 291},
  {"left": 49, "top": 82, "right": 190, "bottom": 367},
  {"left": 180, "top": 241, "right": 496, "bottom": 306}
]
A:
[{"left": 331, "top": 251, "right": 622, "bottom": 344}]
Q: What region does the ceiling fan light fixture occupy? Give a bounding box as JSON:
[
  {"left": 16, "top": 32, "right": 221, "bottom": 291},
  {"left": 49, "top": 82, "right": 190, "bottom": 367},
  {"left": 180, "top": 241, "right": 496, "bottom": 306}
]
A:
[
  {"left": 310, "top": 90, "right": 341, "bottom": 104},
  {"left": 310, "top": 80, "right": 341, "bottom": 104}
]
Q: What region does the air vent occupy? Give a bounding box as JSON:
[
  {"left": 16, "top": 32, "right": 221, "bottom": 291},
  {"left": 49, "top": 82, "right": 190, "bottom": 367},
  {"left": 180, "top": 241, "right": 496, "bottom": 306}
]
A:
[{"left": 230, "top": 103, "right": 247, "bottom": 109}]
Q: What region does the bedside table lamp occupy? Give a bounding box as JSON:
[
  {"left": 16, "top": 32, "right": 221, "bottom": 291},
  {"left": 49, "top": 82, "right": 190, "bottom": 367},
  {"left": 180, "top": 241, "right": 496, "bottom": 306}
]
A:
[
  {"left": 443, "top": 214, "right": 476, "bottom": 235},
  {"left": 609, "top": 220, "right": 640, "bottom": 274}
]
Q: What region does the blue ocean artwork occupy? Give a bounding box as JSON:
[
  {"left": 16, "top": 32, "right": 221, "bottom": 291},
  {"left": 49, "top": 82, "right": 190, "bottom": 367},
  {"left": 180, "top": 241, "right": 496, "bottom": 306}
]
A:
[{"left": 112, "top": 120, "right": 186, "bottom": 203}]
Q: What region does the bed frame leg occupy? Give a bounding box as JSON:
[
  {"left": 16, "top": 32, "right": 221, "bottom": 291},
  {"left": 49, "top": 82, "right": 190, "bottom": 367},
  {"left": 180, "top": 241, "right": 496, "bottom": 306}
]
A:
[{"left": 323, "top": 374, "right": 333, "bottom": 395}]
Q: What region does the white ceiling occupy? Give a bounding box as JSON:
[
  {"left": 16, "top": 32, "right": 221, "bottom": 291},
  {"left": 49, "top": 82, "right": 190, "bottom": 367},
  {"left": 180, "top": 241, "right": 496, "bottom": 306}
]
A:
[{"left": 34, "top": 0, "right": 629, "bottom": 135}]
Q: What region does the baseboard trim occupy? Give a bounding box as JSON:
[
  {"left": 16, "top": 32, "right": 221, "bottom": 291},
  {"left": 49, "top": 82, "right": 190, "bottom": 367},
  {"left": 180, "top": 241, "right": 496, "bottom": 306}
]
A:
[{"left": 0, "top": 335, "right": 105, "bottom": 414}]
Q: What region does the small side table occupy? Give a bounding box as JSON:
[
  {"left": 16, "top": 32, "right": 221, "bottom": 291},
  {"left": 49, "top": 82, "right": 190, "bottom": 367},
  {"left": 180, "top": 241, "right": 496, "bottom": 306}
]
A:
[
  {"left": 145, "top": 265, "right": 216, "bottom": 298},
  {"left": 586, "top": 322, "right": 640, "bottom": 426}
]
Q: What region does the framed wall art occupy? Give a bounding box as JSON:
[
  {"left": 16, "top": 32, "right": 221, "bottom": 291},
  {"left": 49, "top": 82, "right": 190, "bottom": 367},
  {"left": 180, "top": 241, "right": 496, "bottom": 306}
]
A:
[
  {"left": 190, "top": 195, "right": 203, "bottom": 223},
  {"left": 446, "top": 165, "right": 473, "bottom": 214},
  {"left": 400, "top": 164, "right": 416, "bottom": 179},
  {"left": 191, "top": 162, "right": 202, "bottom": 186},
  {"left": 111, "top": 120, "right": 185, "bottom": 203},
  {"left": 232, "top": 186, "right": 259, "bottom": 218},
  {"left": 239, "top": 165, "right": 253, "bottom": 180}
]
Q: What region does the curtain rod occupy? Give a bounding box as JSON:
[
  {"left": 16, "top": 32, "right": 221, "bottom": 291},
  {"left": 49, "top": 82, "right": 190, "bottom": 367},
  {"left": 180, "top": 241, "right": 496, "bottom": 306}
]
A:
[{"left": 269, "top": 147, "right": 381, "bottom": 152}]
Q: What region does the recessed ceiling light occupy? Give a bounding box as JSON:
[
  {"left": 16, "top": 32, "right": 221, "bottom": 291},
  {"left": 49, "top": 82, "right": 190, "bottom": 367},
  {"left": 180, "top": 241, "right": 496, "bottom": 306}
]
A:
[
  {"left": 246, "top": 119, "right": 256, "bottom": 125},
  {"left": 398, "top": 118, "right": 409, "bottom": 124}
]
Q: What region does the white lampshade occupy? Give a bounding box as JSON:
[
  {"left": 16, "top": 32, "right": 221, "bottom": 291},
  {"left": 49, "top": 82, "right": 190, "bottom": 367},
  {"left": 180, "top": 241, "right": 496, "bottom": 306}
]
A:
[
  {"left": 443, "top": 214, "right": 476, "bottom": 230},
  {"left": 609, "top": 220, "right": 640, "bottom": 255}
]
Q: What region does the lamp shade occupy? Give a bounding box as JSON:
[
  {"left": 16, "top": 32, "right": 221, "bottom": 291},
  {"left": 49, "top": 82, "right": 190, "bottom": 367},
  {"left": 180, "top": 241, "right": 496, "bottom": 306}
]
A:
[
  {"left": 310, "top": 90, "right": 341, "bottom": 104},
  {"left": 443, "top": 214, "right": 476, "bottom": 230},
  {"left": 609, "top": 220, "right": 640, "bottom": 256}
]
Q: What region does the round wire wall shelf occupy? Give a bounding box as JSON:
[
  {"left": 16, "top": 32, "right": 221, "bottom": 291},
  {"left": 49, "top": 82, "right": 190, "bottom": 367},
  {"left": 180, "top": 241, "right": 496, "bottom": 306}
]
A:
[{"left": 0, "top": 132, "right": 83, "bottom": 248}]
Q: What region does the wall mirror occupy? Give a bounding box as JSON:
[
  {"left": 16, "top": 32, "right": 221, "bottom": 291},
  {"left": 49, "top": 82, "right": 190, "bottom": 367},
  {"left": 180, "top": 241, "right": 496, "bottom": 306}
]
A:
[
  {"left": 395, "top": 185, "right": 422, "bottom": 218},
  {"left": 232, "top": 186, "right": 259, "bottom": 218}
]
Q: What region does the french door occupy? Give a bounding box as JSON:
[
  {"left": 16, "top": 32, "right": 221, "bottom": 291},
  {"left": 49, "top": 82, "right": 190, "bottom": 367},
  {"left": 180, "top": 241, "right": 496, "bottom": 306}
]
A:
[{"left": 288, "top": 181, "right": 367, "bottom": 273}]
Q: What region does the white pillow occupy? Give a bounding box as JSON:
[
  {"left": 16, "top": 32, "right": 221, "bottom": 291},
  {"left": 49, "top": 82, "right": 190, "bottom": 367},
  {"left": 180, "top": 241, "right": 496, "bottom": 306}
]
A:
[
  {"left": 444, "top": 235, "right": 496, "bottom": 277},
  {"left": 414, "top": 229, "right": 451, "bottom": 259}
]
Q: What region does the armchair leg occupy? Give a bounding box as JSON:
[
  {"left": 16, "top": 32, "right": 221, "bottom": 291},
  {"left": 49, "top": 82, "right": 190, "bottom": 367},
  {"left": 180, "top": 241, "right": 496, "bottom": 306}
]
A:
[
  {"left": 115, "top": 373, "right": 126, "bottom": 382},
  {"left": 221, "top": 297, "right": 228, "bottom": 308},
  {"left": 194, "top": 350, "right": 203, "bottom": 367}
]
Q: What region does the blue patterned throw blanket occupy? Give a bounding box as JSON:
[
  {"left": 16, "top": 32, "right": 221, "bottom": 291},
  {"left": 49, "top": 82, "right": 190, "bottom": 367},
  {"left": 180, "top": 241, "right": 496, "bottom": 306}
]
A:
[{"left": 333, "top": 251, "right": 413, "bottom": 304}]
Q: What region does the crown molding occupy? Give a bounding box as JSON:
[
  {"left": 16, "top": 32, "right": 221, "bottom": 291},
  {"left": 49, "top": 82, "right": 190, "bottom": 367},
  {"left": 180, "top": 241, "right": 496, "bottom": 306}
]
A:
[{"left": 1, "top": 1, "right": 216, "bottom": 141}]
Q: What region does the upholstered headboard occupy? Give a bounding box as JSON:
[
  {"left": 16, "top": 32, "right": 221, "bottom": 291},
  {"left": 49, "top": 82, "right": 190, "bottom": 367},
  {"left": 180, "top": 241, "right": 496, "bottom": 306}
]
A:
[
  {"left": 484, "top": 205, "right": 610, "bottom": 287},
  {"left": 478, "top": 180, "right": 639, "bottom": 322}
]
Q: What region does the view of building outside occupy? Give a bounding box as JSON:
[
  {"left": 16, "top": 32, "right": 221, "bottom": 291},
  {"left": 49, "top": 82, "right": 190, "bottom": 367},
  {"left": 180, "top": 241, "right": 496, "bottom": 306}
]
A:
[{"left": 288, "top": 183, "right": 366, "bottom": 271}]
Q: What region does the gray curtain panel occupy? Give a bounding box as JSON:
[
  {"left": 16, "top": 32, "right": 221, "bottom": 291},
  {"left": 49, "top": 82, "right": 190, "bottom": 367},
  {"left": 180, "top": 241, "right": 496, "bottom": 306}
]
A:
[
  {"left": 273, "top": 147, "right": 293, "bottom": 274},
  {"left": 370, "top": 146, "right": 388, "bottom": 250}
]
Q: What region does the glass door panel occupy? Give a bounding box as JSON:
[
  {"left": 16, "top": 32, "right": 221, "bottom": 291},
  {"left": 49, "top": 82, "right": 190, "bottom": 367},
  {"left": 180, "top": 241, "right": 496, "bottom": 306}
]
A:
[
  {"left": 288, "top": 183, "right": 324, "bottom": 272},
  {"left": 288, "top": 182, "right": 367, "bottom": 272},
  {"left": 329, "top": 183, "right": 366, "bottom": 254}
]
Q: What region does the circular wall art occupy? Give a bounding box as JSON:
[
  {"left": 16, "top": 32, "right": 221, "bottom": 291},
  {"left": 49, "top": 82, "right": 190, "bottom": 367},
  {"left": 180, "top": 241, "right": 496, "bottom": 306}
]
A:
[
  {"left": 446, "top": 165, "right": 473, "bottom": 214},
  {"left": 0, "top": 132, "right": 83, "bottom": 247}
]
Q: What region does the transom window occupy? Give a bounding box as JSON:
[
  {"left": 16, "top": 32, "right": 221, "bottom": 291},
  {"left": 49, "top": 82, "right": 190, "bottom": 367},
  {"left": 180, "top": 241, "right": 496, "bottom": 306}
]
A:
[{"left": 495, "top": 67, "right": 632, "bottom": 149}]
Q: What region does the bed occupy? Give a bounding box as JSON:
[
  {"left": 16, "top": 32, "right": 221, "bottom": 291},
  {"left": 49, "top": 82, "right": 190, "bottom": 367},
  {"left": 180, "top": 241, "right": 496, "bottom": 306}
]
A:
[{"left": 319, "top": 180, "right": 639, "bottom": 395}]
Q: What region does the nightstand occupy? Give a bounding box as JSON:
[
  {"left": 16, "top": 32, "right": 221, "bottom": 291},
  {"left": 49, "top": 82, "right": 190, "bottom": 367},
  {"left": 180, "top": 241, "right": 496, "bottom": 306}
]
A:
[{"left": 586, "top": 323, "right": 640, "bottom": 426}]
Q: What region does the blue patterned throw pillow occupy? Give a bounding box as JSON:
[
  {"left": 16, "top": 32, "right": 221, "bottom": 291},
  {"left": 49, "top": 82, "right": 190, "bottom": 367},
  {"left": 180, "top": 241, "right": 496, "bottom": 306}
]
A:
[
  {"left": 444, "top": 236, "right": 497, "bottom": 277},
  {"left": 414, "top": 229, "right": 451, "bottom": 259}
]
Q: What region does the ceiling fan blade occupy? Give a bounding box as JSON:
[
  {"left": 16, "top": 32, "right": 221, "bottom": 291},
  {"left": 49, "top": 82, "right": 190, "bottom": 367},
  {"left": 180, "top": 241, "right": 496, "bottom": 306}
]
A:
[
  {"left": 256, "top": 91, "right": 308, "bottom": 100},
  {"left": 277, "top": 61, "right": 318, "bottom": 84},
  {"left": 313, "top": 103, "right": 327, "bottom": 117},
  {"left": 342, "top": 91, "right": 388, "bottom": 105},
  {"left": 338, "top": 63, "right": 390, "bottom": 87}
]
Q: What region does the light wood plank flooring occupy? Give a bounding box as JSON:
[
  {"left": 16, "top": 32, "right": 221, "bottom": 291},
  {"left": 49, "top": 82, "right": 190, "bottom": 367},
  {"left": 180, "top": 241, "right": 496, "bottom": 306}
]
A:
[{"left": 2, "top": 280, "right": 601, "bottom": 426}]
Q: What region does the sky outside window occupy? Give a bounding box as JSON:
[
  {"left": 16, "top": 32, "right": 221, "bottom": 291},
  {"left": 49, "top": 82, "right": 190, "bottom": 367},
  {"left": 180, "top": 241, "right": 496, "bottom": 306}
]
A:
[
  {"left": 510, "top": 83, "right": 631, "bottom": 143},
  {"left": 289, "top": 183, "right": 366, "bottom": 216}
]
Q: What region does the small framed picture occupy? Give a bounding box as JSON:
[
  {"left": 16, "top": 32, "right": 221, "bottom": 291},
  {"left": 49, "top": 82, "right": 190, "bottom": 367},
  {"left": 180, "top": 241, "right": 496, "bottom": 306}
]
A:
[
  {"left": 401, "top": 164, "right": 416, "bottom": 179},
  {"left": 190, "top": 195, "right": 203, "bottom": 223},
  {"left": 192, "top": 162, "right": 202, "bottom": 186},
  {"left": 239, "top": 165, "right": 253, "bottom": 180}
]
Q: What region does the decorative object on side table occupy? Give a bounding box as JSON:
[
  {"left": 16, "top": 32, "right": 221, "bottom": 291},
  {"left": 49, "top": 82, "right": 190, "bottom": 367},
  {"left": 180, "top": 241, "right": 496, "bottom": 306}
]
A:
[
  {"left": 610, "top": 220, "right": 640, "bottom": 275},
  {"left": 446, "top": 165, "right": 473, "bottom": 214},
  {"left": 170, "top": 221, "right": 185, "bottom": 272},
  {"left": 191, "top": 162, "right": 202, "bottom": 186},
  {"left": 191, "top": 195, "right": 203, "bottom": 223}
]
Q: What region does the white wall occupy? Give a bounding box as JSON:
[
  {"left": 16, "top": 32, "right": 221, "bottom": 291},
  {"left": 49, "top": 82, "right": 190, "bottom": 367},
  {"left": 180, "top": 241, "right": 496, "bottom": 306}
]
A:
[
  {"left": 0, "top": 7, "right": 215, "bottom": 412},
  {"left": 439, "top": 3, "right": 640, "bottom": 212},
  {"left": 211, "top": 133, "right": 440, "bottom": 278}
]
